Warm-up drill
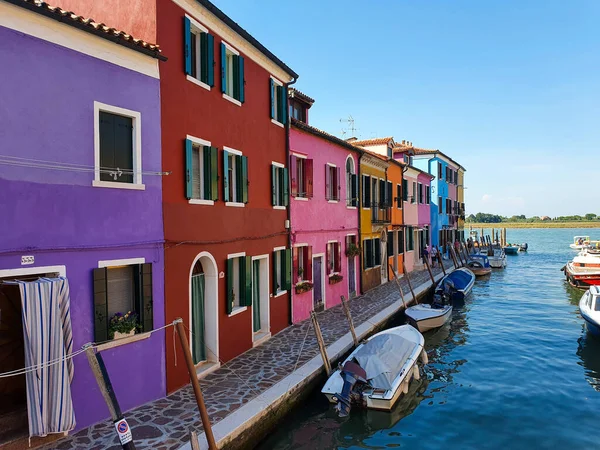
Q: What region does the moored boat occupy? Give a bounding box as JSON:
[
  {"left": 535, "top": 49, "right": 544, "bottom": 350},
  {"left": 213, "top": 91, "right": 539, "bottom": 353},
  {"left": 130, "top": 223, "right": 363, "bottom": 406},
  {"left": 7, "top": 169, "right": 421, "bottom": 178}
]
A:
[
  {"left": 434, "top": 267, "right": 476, "bottom": 303},
  {"left": 481, "top": 248, "right": 506, "bottom": 268},
  {"left": 570, "top": 236, "right": 591, "bottom": 250},
  {"left": 321, "top": 325, "right": 427, "bottom": 416},
  {"left": 467, "top": 254, "right": 492, "bottom": 276},
  {"left": 563, "top": 248, "right": 600, "bottom": 289},
  {"left": 503, "top": 244, "right": 519, "bottom": 255},
  {"left": 579, "top": 286, "right": 600, "bottom": 336},
  {"left": 405, "top": 303, "right": 452, "bottom": 333}
]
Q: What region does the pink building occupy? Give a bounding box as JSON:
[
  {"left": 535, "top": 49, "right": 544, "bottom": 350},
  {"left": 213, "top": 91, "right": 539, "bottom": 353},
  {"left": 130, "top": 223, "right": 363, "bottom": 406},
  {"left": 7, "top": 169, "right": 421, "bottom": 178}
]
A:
[
  {"left": 289, "top": 89, "right": 361, "bottom": 323},
  {"left": 417, "top": 171, "right": 434, "bottom": 259},
  {"left": 402, "top": 165, "right": 420, "bottom": 272}
]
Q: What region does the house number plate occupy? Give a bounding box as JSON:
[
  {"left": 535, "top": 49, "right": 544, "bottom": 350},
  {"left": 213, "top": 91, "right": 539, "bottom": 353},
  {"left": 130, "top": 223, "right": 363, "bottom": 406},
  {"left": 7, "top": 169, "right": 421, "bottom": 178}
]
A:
[{"left": 21, "top": 255, "right": 35, "bottom": 265}]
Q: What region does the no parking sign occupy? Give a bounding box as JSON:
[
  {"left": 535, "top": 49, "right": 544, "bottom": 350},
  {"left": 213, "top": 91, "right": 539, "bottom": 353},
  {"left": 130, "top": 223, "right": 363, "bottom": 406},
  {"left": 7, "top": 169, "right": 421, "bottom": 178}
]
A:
[{"left": 114, "top": 418, "right": 133, "bottom": 445}]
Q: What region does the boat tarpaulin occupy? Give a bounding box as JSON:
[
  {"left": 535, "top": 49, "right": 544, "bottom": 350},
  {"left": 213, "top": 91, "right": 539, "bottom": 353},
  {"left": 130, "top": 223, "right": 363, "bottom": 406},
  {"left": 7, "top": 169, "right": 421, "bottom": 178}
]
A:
[
  {"left": 354, "top": 334, "right": 415, "bottom": 390},
  {"left": 17, "top": 277, "right": 76, "bottom": 437}
]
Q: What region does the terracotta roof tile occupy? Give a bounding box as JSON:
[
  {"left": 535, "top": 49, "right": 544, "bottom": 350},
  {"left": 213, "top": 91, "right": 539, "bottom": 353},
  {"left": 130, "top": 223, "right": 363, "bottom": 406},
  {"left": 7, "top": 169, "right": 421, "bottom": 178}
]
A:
[
  {"left": 8, "top": 0, "right": 166, "bottom": 60},
  {"left": 349, "top": 137, "right": 394, "bottom": 147}
]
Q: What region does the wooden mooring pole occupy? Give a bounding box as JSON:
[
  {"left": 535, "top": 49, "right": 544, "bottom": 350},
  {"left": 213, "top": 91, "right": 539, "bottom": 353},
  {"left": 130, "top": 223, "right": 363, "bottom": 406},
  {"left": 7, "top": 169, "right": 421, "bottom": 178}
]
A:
[
  {"left": 175, "top": 320, "right": 218, "bottom": 450},
  {"left": 311, "top": 311, "right": 332, "bottom": 376},
  {"left": 423, "top": 254, "right": 435, "bottom": 283},
  {"left": 402, "top": 262, "right": 417, "bottom": 304},
  {"left": 389, "top": 264, "right": 407, "bottom": 309},
  {"left": 437, "top": 246, "right": 447, "bottom": 275},
  {"left": 340, "top": 295, "right": 358, "bottom": 347},
  {"left": 449, "top": 246, "right": 459, "bottom": 269}
]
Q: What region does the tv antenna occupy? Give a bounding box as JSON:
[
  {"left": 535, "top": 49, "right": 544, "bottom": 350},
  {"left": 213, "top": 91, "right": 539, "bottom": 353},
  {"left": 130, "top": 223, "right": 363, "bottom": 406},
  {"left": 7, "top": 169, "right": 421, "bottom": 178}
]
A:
[{"left": 340, "top": 115, "right": 357, "bottom": 138}]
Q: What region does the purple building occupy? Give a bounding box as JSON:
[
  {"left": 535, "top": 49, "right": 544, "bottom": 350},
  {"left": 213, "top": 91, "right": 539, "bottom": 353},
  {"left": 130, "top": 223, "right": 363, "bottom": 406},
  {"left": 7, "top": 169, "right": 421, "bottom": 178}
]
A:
[{"left": 0, "top": 0, "right": 166, "bottom": 442}]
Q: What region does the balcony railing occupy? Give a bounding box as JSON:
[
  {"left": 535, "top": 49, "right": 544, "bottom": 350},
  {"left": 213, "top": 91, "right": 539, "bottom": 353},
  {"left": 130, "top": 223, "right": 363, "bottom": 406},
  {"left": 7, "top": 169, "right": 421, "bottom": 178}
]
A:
[{"left": 371, "top": 206, "right": 391, "bottom": 224}]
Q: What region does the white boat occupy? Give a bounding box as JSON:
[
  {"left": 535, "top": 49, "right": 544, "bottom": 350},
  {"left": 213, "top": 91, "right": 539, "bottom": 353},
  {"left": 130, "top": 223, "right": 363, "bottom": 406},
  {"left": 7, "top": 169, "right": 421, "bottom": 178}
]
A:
[
  {"left": 579, "top": 286, "right": 600, "bottom": 336},
  {"left": 321, "top": 325, "right": 426, "bottom": 416},
  {"left": 405, "top": 303, "right": 452, "bottom": 333},
  {"left": 481, "top": 248, "right": 506, "bottom": 268},
  {"left": 563, "top": 248, "right": 600, "bottom": 289},
  {"left": 571, "top": 236, "right": 591, "bottom": 250}
]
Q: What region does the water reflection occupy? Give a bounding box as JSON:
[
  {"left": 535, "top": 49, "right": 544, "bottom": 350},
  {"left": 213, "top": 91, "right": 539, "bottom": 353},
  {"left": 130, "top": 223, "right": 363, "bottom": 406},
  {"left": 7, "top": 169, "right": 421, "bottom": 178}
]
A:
[{"left": 577, "top": 328, "right": 600, "bottom": 392}]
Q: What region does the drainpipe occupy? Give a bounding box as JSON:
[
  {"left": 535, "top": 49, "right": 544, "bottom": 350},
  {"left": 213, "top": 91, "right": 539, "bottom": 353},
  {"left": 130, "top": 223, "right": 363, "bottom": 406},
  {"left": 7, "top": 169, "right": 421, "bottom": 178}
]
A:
[{"left": 285, "top": 76, "right": 298, "bottom": 325}]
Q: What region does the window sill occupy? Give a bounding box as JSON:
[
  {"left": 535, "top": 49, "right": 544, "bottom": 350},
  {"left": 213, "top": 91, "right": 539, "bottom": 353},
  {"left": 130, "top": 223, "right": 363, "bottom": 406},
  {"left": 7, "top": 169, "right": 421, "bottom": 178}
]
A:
[
  {"left": 362, "top": 207, "right": 370, "bottom": 210},
  {"left": 189, "top": 199, "right": 215, "bottom": 206},
  {"left": 273, "top": 205, "right": 286, "bottom": 210},
  {"left": 273, "top": 290, "right": 287, "bottom": 298},
  {"left": 95, "top": 331, "right": 150, "bottom": 352},
  {"left": 327, "top": 200, "right": 339, "bottom": 204},
  {"left": 293, "top": 197, "right": 309, "bottom": 202},
  {"left": 92, "top": 180, "right": 145, "bottom": 190},
  {"left": 295, "top": 280, "right": 311, "bottom": 286},
  {"left": 271, "top": 119, "right": 284, "bottom": 128},
  {"left": 186, "top": 75, "right": 211, "bottom": 91},
  {"left": 225, "top": 202, "right": 245, "bottom": 208},
  {"left": 228, "top": 306, "right": 247, "bottom": 317},
  {"left": 346, "top": 206, "right": 357, "bottom": 210},
  {"left": 223, "top": 93, "right": 242, "bottom": 106}
]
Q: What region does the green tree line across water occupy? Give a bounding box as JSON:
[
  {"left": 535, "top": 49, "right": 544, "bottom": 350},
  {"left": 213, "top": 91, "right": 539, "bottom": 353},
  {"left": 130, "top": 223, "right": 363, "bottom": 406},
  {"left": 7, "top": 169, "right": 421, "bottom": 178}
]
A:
[{"left": 466, "top": 213, "right": 600, "bottom": 223}]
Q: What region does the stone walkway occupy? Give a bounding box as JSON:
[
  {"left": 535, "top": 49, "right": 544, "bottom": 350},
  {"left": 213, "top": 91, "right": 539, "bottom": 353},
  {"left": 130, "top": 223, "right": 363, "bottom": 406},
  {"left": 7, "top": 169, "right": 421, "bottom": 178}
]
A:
[{"left": 43, "top": 261, "right": 454, "bottom": 450}]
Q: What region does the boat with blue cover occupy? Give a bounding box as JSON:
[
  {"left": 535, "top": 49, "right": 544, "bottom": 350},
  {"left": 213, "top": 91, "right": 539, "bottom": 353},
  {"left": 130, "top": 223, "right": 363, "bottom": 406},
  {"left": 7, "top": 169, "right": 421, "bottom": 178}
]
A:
[
  {"left": 467, "top": 254, "right": 492, "bottom": 276},
  {"left": 434, "top": 268, "right": 476, "bottom": 303},
  {"left": 579, "top": 286, "right": 600, "bottom": 336}
]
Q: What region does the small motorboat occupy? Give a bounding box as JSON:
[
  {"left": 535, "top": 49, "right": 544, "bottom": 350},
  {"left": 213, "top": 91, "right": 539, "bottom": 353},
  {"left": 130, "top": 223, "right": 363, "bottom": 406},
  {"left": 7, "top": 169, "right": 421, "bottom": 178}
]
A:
[
  {"left": 480, "top": 248, "right": 506, "bottom": 268},
  {"left": 518, "top": 243, "right": 528, "bottom": 252},
  {"left": 405, "top": 296, "right": 452, "bottom": 333},
  {"left": 466, "top": 254, "right": 492, "bottom": 276},
  {"left": 434, "top": 267, "right": 476, "bottom": 303},
  {"left": 571, "top": 236, "right": 591, "bottom": 250},
  {"left": 321, "top": 325, "right": 426, "bottom": 416},
  {"left": 579, "top": 286, "right": 600, "bottom": 336},
  {"left": 563, "top": 248, "right": 600, "bottom": 289},
  {"left": 503, "top": 244, "right": 519, "bottom": 255}
]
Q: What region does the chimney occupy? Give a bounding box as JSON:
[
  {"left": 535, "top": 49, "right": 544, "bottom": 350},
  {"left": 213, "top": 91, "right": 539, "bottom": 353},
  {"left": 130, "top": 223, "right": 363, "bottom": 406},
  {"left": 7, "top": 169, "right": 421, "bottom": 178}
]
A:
[
  {"left": 402, "top": 140, "right": 406, "bottom": 145},
  {"left": 346, "top": 137, "right": 357, "bottom": 143}
]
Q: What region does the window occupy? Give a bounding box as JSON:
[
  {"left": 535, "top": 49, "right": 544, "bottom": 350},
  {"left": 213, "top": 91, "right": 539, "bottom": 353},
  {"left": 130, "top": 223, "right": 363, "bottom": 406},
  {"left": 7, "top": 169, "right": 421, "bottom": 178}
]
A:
[
  {"left": 371, "top": 178, "right": 379, "bottom": 221},
  {"left": 185, "top": 138, "right": 218, "bottom": 202},
  {"left": 374, "top": 238, "right": 381, "bottom": 266},
  {"left": 93, "top": 262, "right": 153, "bottom": 342},
  {"left": 426, "top": 185, "right": 431, "bottom": 204},
  {"left": 386, "top": 181, "right": 393, "bottom": 208},
  {"left": 363, "top": 239, "right": 381, "bottom": 269},
  {"left": 387, "top": 146, "right": 393, "bottom": 159},
  {"left": 271, "top": 164, "right": 288, "bottom": 207},
  {"left": 184, "top": 16, "right": 214, "bottom": 88},
  {"left": 290, "top": 156, "right": 313, "bottom": 198},
  {"left": 387, "top": 231, "right": 394, "bottom": 257},
  {"left": 326, "top": 242, "right": 341, "bottom": 275},
  {"left": 270, "top": 78, "right": 287, "bottom": 124},
  {"left": 362, "top": 175, "right": 371, "bottom": 207},
  {"left": 272, "top": 248, "right": 291, "bottom": 294},
  {"left": 439, "top": 196, "right": 443, "bottom": 214},
  {"left": 346, "top": 157, "right": 358, "bottom": 207},
  {"left": 411, "top": 182, "right": 416, "bottom": 204},
  {"left": 223, "top": 148, "right": 248, "bottom": 204},
  {"left": 418, "top": 183, "right": 423, "bottom": 204},
  {"left": 289, "top": 99, "right": 306, "bottom": 122},
  {"left": 438, "top": 162, "right": 442, "bottom": 179},
  {"left": 447, "top": 198, "right": 452, "bottom": 215},
  {"left": 406, "top": 227, "right": 415, "bottom": 251},
  {"left": 396, "top": 184, "right": 402, "bottom": 208},
  {"left": 220, "top": 43, "right": 245, "bottom": 103},
  {"left": 226, "top": 255, "right": 252, "bottom": 314},
  {"left": 454, "top": 170, "right": 458, "bottom": 185},
  {"left": 293, "top": 245, "right": 312, "bottom": 282},
  {"left": 402, "top": 179, "right": 408, "bottom": 202},
  {"left": 94, "top": 103, "right": 142, "bottom": 188},
  {"left": 325, "top": 164, "right": 341, "bottom": 201},
  {"left": 398, "top": 230, "right": 404, "bottom": 254}
]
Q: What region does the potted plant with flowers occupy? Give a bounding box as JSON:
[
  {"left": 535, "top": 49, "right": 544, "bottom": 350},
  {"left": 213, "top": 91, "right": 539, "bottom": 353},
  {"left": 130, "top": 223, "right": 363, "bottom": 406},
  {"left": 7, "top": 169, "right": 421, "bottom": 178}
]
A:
[
  {"left": 108, "top": 311, "right": 139, "bottom": 340},
  {"left": 345, "top": 243, "right": 361, "bottom": 258}
]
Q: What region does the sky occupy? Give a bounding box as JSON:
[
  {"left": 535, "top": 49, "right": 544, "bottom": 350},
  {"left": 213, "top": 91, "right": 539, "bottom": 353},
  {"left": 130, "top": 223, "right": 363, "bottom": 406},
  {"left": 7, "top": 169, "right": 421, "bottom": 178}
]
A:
[{"left": 217, "top": 0, "right": 600, "bottom": 217}]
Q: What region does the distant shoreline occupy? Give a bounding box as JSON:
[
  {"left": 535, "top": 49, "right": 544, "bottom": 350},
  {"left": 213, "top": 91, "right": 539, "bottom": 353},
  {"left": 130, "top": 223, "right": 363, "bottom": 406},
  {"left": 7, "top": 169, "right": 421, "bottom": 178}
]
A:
[{"left": 467, "top": 221, "right": 600, "bottom": 229}]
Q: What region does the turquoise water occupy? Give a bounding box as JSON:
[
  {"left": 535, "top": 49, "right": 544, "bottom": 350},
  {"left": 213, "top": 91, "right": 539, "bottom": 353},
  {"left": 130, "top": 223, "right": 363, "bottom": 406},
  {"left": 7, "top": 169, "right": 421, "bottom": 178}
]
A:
[{"left": 257, "top": 228, "right": 600, "bottom": 450}]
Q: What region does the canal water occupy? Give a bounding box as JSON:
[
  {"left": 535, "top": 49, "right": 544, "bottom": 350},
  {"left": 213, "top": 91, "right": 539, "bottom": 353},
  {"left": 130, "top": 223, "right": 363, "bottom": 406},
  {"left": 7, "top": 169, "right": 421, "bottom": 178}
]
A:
[{"left": 257, "top": 228, "right": 600, "bottom": 450}]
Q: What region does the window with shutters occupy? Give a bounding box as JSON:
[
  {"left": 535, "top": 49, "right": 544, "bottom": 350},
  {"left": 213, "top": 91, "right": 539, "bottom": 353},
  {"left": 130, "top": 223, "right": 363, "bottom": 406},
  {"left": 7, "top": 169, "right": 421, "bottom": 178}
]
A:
[
  {"left": 362, "top": 175, "right": 371, "bottom": 208},
  {"left": 226, "top": 254, "right": 252, "bottom": 315},
  {"left": 346, "top": 156, "right": 357, "bottom": 207},
  {"left": 439, "top": 196, "right": 443, "bottom": 214},
  {"left": 94, "top": 102, "right": 142, "bottom": 189},
  {"left": 184, "top": 15, "right": 214, "bottom": 90},
  {"left": 293, "top": 245, "right": 312, "bottom": 283},
  {"left": 371, "top": 178, "right": 379, "bottom": 222},
  {"left": 326, "top": 241, "right": 341, "bottom": 275},
  {"left": 363, "top": 239, "right": 373, "bottom": 269},
  {"left": 185, "top": 136, "right": 218, "bottom": 204},
  {"left": 411, "top": 182, "right": 416, "bottom": 204},
  {"left": 221, "top": 42, "right": 244, "bottom": 104},
  {"left": 402, "top": 179, "right": 408, "bottom": 202},
  {"left": 438, "top": 162, "right": 442, "bottom": 179},
  {"left": 93, "top": 260, "right": 153, "bottom": 342},
  {"left": 426, "top": 185, "right": 431, "bottom": 205},
  {"left": 271, "top": 163, "right": 288, "bottom": 208},
  {"left": 396, "top": 184, "right": 402, "bottom": 209},
  {"left": 398, "top": 229, "right": 404, "bottom": 254},
  {"left": 374, "top": 238, "right": 381, "bottom": 266},
  {"left": 406, "top": 227, "right": 415, "bottom": 251},
  {"left": 270, "top": 77, "right": 287, "bottom": 125},
  {"left": 273, "top": 248, "right": 291, "bottom": 295},
  {"left": 290, "top": 155, "right": 313, "bottom": 199},
  {"left": 418, "top": 183, "right": 423, "bottom": 204},
  {"left": 387, "top": 231, "right": 394, "bottom": 257},
  {"left": 223, "top": 147, "right": 248, "bottom": 205},
  {"left": 325, "top": 164, "right": 340, "bottom": 201},
  {"left": 289, "top": 99, "right": 306, "bottom": 122}
]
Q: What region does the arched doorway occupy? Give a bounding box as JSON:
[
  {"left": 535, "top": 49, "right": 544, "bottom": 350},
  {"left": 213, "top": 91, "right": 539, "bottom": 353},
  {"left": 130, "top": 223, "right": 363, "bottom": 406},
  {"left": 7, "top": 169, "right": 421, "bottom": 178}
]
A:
[{"left": 189, "top": 252, "right": 219, "bottom": 369}]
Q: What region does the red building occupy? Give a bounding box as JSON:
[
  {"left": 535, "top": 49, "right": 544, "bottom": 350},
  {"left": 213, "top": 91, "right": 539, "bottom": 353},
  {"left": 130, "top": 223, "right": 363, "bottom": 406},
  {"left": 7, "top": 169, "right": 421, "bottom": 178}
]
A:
[{"left": 157, "top": 0, "right": 297, "bottom": 392}]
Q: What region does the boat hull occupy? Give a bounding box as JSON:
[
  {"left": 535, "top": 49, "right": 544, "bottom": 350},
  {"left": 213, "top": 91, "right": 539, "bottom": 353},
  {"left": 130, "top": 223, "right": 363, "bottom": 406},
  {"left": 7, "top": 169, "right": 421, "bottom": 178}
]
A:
[
  {"left": 504, "top": 246, "right": 519, "bottom": 255},
  {"left": 470, "top": 267, "right": 492, "bottom": 277},
  {"left": 488, "top": 258, "right": 506, "bottom": 268},
  {"left": 406, "top": 305, "right": 452, "bottom": 333},
  {"left": 579, "top": 288, "right": 600, "bottom": 336},
  {"left": 565, "top": 264, "right": 600, "bottom": 289}
]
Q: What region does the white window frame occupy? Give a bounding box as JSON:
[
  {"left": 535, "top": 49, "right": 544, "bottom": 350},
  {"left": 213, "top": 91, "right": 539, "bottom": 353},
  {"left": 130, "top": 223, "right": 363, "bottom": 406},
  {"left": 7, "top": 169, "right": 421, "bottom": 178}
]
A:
[
  {"left": 227, "top": 252, "right": 247, "bottom": 317},
  {"left": 185, "top": 14, "right": 211, "bottom": 91},
  {"left": 187, "top": 135, "right": 213, "bottom": 206},
  {"left": 224, "top": 146, "right": 245, "bottom": 207},
  {"left": 292, "top": 153, "right": 308, "bottom": 200},
  {"left": 293, "top": 243, "right": 309, "bottom": 283},
  {"left": 272, "top": 161, "right": 285, "bottom": 209},
  {"left": 222, "top": 41, "right": 241, "bottom": 106},
  {"left": 93, "top": 102, "right": 144, "bottom": 190},
  {"left": 326, "top": 163, "right": 338, "bottom": 203},
  {"left": 273, "top": 245, "right": 287, "bottom": 297},
  {"left": 271, "top": 76, "right": 284, "bottom": 127},
  {"left": 326, "top": 240, "right": 340, "bottom": 276}
]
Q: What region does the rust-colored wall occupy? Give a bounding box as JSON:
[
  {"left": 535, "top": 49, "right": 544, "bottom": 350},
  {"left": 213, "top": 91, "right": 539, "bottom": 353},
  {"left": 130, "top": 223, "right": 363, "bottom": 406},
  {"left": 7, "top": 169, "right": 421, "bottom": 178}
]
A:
[
  {"left": 157, "top": 0, "right": 290, "bottom": 393},
  {"left": 58, "top": 0, "right": 157, "bottom": 43}
]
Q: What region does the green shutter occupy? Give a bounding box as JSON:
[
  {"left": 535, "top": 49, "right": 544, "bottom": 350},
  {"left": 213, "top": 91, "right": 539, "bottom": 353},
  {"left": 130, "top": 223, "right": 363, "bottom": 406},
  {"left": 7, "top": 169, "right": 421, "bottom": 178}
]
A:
[
  {"left": 223, "top": 150, "right": 229, "bottom": 202},
  {"left": 226, "top": 258, "right": 234, "bottom": 314},
  {"left": 270, "top": 78, "right": 275, "bottom": 119},
  {"left": 243, "top": 256, "right": 252, "bottom": 306},
  {"left": 200, "top": 32, "right": 208, "bottom": 83},
  {"left": 272, "top": 251, "right": 279, "bottom": 292},
  {"left": 284, "top": 248, "right": 291, "bottom": 291},
  {"left": 232, "top": 55, "right": 240, "bottom": 100},
  {"left": 238, "top": 55, "right": 245, "bottom": 103},
  {"left": 351, "top": 174, "right": 358, "bottom": 207},
  {"left": 203, "top": 146, "right": 211, "bottom": 200},
  {"left": 241, "top": 155, "right": 248, "bottom": 203},
  {"left": 403, "top": 179, "right": 408, "bottom": 201},
  {"left": 271, "top": 165, "right": 277, "bottom": 206},
  {"left": 184, "top": 17, "right": 192, "bottom": 75},
  {"left": 93, "top": 268, "right": 109, "bottom": 342},
  {"left": 220, "top": 43, "right": 226, "bottom": 93},
  {"left": 207, "top": 33, "right": 214, "bottom": 87},
  {"left": 278, "top": 85, "right": 286, "bottom": 125},
  {"left": 235, "top": 154, "right": 243, "bottom": 202},
  {"left": 282, "top": 168, "right": 289, "bottom": 207},
  {"left": 185, "top": 139, "right": 193, "bottom": 199},
  {"left": 140, "top": 263, "right": 153, "bottom": 332},
  {"left": 210, "top": 146, "right": 218, "bottom": 201}
]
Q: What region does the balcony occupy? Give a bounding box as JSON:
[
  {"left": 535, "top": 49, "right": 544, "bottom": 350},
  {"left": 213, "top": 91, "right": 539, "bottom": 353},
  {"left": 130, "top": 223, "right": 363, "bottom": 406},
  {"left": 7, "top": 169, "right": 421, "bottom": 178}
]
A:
[{"left": 371, "top": 206, "right": 391, "bottom": 224}]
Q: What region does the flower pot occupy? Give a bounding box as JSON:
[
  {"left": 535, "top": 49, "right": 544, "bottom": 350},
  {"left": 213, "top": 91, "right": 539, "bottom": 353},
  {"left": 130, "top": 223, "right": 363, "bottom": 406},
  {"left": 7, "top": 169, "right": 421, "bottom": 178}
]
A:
[{"left": 114, "top": 329, "right": 135, "bottom": 340}]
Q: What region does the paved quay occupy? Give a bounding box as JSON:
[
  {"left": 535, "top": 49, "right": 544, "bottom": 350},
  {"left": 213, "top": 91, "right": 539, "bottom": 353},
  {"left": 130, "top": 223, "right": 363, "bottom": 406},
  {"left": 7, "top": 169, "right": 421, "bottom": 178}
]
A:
[{"left": 43, "top": 260, "right": 455, "bottom": 450}]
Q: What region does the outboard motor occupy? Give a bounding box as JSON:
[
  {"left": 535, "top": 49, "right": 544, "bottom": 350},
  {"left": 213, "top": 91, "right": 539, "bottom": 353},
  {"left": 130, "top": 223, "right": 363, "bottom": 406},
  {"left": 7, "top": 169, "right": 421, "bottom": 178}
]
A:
[{"left": 334, "top": 361, "right": 367, "bottom": 418}]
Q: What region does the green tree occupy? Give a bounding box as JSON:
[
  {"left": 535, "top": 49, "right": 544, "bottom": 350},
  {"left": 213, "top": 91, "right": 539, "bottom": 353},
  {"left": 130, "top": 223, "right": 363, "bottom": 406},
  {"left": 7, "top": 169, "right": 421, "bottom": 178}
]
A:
[{"left": 585, "top": 213, "right": 597, "bottom": 221}]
